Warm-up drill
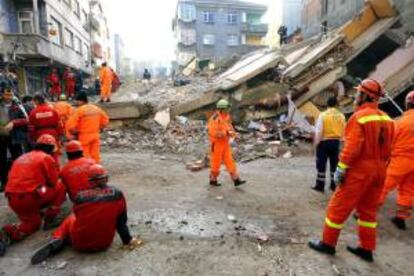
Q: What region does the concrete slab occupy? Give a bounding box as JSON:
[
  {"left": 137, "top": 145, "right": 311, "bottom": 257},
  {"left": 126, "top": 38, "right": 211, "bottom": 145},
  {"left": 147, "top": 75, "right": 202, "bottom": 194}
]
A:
[{"left": 99, "top": 101, "right": 149, "bottom": 120}]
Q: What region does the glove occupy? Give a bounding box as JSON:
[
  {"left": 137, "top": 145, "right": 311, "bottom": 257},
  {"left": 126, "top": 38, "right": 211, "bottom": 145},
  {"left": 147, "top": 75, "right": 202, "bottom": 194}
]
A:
[
  {"left": 121, "top": 236, "right": 143, "bottom": 251},
  {"left": 333, "top": 166, "right": 346, "bottom": 185}
]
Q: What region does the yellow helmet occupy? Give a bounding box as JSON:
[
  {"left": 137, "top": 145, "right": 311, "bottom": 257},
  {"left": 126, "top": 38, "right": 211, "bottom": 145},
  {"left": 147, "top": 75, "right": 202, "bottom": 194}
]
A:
[
  {"left": 216, "top": 99, "right": 230, "bottom": 109},
  {"left": 59, "top": 94, "right": 68, "bottom": 101}
]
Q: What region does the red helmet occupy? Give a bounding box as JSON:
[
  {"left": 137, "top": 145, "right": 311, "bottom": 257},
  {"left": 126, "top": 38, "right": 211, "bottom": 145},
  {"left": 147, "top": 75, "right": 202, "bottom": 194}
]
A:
[
  {"left": 36, "top": 134, "right": 57, "bottom": 151},
  {"left": 355, "top": 78, "right": 384, "bottom": 99},
  {"left": 405, "top": 91, "right": 414, "bottom": 106},
  {"left": 88, "top": 164, "right": 108, "bottom": 186},
  {"left": 65, "top": 140, "right": 83, "bottom": 153}
]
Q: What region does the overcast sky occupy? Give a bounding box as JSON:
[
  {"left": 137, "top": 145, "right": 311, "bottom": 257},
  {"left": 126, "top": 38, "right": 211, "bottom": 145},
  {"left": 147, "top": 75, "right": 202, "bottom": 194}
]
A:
[{"left": 102, "top": 0, "right": 274, "bottom": 64}]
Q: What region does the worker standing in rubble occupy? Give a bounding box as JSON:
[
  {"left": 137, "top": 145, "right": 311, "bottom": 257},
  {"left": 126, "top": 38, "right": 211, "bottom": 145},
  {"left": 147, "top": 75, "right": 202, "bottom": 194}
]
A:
[
  {"left": 312, "top": 96, "right": 346, "bottom": 193},
  {"left": 54, "top": 94, "right": 74, "bottom": 140},
  {"left": 99, "top": 62, "right": 113, "bottom": 103},
  {"left": 0, "top": 135, "right": 66, "bottom": 257},
  {"left": 47, "top": 68, "right": 61, "bottom": 102},
  {"left": 31, "top": 164, "right": 142, "bottom": 265},
  {"left": 208, "top": 99, "right": 246, "bottom": 187},
  {"left": 379, "top": 91, "right": 414, "bottom": 230},
  {"left": 66, "top": 93, "right": 109, "bottom": 163},
  {"left": 309, "top": 79, "right": 394, "bottom": 262},
  {"left": 60, "top": 140, "right": 96, "bottom": 201}
]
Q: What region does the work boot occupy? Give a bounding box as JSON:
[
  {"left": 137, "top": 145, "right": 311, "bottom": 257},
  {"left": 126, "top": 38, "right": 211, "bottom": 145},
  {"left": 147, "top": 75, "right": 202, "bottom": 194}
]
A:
[
  {"left": 330, "top": 182, "right": 336, "bottom": 192},
  {"left": 346, "top": 245, "right": 373, "bottom": 262},
  {"left": 99, "top": 99, "right": 104, "bottom": 103},
  {"left": 308, "top": 239, "right": 335, "bottom": 255},
  {"left": 0, "top": 230, "right": 11, "bottom": 257},
  {"left": 311, "top": 185, "right": 324, "bottom": 193},
  {"left": 31, "top": 239, "right": 64, "bottom": 265},
  {"left": 234, "top": 178, "right": 246, "bottom": 187},
  {"left": 106, "top": 98, "right": 111, "bottom": 103},
  {"left": 391, "top": 217, "right": 406, "bottom": 230},
  {"left": 209, "top": 180, "right": 221, "bottom": 187}
]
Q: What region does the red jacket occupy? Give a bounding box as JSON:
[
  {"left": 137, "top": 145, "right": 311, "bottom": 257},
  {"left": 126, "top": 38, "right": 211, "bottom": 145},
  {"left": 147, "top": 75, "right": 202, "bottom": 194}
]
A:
[
  {"left": 6, "top": 150, "right": 59, "bottom": 193},
  {"left": 71, "top": 186, "right": 129, "bottom": 251},
  {"left": 60, "top": 157, "right": 96, "bottom": 201},
  {"left": 338, "top": 102, "right": 394, "bottom": 169},
  {"left": 63, "top": 70, "right": 76, "bottom": 85},
  {"left": 29, "top": 103, "right": 62, "bottom": 141}
]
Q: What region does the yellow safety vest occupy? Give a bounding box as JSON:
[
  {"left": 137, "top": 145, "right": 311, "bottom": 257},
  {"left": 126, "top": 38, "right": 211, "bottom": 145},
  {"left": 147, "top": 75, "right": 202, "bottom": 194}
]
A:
[{"left": 322, "top": 108, "right": 346, "bottom": 140}]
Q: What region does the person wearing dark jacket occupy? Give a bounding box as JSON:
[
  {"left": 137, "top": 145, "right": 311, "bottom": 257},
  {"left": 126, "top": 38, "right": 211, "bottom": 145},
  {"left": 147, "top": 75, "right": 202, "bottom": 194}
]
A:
[{"left": 0, "top": 88, "right": 28, "bottom": 191}]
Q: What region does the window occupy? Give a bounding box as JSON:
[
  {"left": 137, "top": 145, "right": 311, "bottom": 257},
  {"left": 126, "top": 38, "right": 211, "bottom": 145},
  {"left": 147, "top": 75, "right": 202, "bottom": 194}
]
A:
[
  {"left": 227, "top": 13, "right": 237, "bottom": 24},
  {"left": 203, "top": 34, "right": 215, "bottom": 45},
  {"left": 179, "top": 29, "right": 196, "bottom": 45},
  {"left": 74, "top": 36, "right": 82, "bottom": 54},
  {"left": 63, "top": 0, "right": 71, "bottom": 8},
  {"left": 203, "top": 11, "right": 214, "bottom": 23},
  {"left": 73, "top": 0, "right": 80, "bottom": 17},
  {"left": 82, "top": 10, "right": 88, "bottom": 29},
  {"left": 65, "top": 28, "right": 74, "bottom": 48},
  {"left": 179, "top": 3, "right": 196, "bottom": 22},
  {"left": 50, "top": 17, "right": 62, "bottom": 45},
  {"left": 18, "top": 11, "right": 34, "bottom": 34},
  {"left": 83, "top": 43, "right": 89, "bottom": 63},
  {"left": 227, "top": 35, "right": 239, "bottom": 46}
]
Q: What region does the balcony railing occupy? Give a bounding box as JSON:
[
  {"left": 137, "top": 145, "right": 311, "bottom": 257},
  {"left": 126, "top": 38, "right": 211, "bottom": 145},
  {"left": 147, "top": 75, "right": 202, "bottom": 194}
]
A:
[
  {"left": 0, "top": 33, "right": 92, "bottom": 73},
  {"left": 241, "top": 23, "right": 268, "bottom": 34}
]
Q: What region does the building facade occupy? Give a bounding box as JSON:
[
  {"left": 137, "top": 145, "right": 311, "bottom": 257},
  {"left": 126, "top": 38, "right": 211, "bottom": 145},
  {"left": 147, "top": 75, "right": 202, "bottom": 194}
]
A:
[
  {"left": 173, "top": 0, "right": 268, "bottom": 65},
  {"left": 0, "top": 0, "right": 110, "bottom": 95},
  {"left": 89, "top": 0, "right": 111, "bottom": 70},
  {"left": 113, "top": 33, "right": 124, "bottom": 75}
]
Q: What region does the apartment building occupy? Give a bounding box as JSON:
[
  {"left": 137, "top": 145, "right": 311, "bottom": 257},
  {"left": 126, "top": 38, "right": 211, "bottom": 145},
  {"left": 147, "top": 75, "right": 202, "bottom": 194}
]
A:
[
  {"left": 173, "top": 0, "right": 268, "bottom": 65},
  {"left": 0, "top": 0, "right": 110, "bottom": 95}
]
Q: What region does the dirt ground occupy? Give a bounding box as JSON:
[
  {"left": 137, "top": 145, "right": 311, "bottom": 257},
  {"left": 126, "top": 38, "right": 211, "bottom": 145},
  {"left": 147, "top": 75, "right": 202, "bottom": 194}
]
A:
[{"left": 0, "top": 150, "right": 413, "bottom": 276}]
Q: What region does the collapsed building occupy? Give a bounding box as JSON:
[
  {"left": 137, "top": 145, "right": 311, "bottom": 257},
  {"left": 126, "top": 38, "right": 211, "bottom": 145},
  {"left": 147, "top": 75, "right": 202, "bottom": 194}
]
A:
[{"left": 171, "top": 0, "right": 414, "bottom": 124}]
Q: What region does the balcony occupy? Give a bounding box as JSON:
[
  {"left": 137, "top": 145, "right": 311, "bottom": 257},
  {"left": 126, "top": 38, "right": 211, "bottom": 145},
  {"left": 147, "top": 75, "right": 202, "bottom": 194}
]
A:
[
  {"left": 241, "top": 23, "right": 268, "bottom": 34},
  {"left": 0, "top": 33, "right": 92, "bottom": 73}
]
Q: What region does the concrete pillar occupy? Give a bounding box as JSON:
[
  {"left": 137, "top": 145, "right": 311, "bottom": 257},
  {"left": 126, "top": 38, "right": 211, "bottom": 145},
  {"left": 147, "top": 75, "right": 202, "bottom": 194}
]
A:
[{"left": 32, "top": 0, "right": 40, "bottom": 34}]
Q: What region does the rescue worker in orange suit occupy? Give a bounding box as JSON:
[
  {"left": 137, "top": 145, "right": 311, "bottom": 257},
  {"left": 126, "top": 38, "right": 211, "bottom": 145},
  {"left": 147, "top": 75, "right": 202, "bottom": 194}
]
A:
[
  {"left": 47, "top": 68, "right": 61, "bottom": 101},
  {"left": 60, "top": 140, "right": 96, "bottom": 201},
  {"left": 63, "top": 67, "right": 76, "bottom": 100},
  {"left": 29, "top": 94, "right": 63, "bottom": 164},
  {"left": 313, "top": 96, "right": 346, "bottom": 192},
  {"left": 207, "top": 99, "right": 246, "bottom": 187},
  {"left": 0, "top": 135, "right": 66, "bottom": 257},
  {"left": 30, "top": 164, "right": 142, "bottom": 265},
  {"left": 308, "top": 78, "right": 394, "bottom": 262},
  {"left": 66, "top": 93, "right": 109, "bottom": 163},
  {"left": 99, "top": 62, "right": 113, "bottom": 103},
  {"left": 54, "top": 94, "right": 74, "bottom": 140},
  {"left": 379, "top": 91, "right": 414, "bottom": 230}
]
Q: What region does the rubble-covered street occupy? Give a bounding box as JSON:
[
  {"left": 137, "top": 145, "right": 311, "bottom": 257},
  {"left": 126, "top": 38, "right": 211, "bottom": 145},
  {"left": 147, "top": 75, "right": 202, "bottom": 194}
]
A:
[{"left": 0, "top": 151, "right": 413, "bottom": 276}]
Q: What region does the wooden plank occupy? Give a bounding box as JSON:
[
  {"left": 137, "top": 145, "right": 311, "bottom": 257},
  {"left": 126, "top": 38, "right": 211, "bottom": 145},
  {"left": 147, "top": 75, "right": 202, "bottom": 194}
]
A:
[{"left": 368, "top": 0, "right": 396, "bottom": 18}]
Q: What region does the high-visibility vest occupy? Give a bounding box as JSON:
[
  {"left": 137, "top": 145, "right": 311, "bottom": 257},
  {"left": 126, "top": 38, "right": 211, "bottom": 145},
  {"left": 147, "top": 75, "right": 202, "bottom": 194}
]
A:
[{"left": 321, "top": 108, "right": 346, "bottom": 139}]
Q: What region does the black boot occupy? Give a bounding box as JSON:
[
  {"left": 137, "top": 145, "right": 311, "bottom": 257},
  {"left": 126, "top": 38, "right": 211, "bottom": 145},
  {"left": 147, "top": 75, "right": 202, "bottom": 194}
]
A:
[
  {"left": 308, "top": 239, "right": 335, "bottom": 255},
  {"left": 234, "top": 178, "right": 246, "bottom": 187},
  {"left": 346, "top": 245, "right": 373, "bottom": 262},
  {"left": 209, "top": 180, "right": 221, "bottom": 187},
  {"left": 391, "top": 217, "right": 406, "bottom": 230},
  {"left": 311, "top": 184, "right": 324, "bottom": 193},
  {"left": 31, "top": 239, "right": 64, "bottom": 265},
  {"left": 0, "top": 230, "right": 10, "bottom": 257},
  {"left": 43, "top": 215, "right": 64, "bottom": 231},
  {"left": 330, "top": 182, "right": 336, "bottom": 192}
]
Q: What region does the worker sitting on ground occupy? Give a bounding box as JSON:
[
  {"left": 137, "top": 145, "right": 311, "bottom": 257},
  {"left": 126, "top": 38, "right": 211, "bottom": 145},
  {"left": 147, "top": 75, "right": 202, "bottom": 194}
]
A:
[
  {"left": 207, "top": 99, "right": 246, "bottom": 187},
  {"left": 31, "top": 164, "right": 142, "bottom": 265},
  {"left": 60, "top": 140, "right": 96, "bottom": 201},
  {"left": 312, "top": 96, "right": 346, "bottom": 193},
  {"left": 0, "top": 134, "right": 66, "bottom": 257},
  {"left": 378, "top": 91, "right": 414, "bottom": 230},
  {"left": 308, "top": 78, "right": 394, "bottom": 262}
]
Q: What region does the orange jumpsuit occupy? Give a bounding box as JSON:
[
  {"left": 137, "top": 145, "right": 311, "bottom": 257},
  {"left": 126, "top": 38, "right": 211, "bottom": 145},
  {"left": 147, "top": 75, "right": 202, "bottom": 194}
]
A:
[
  {"left": 99, "top": 67, "right": 113, "bottom": 101},
  {"left": 54, "top": 101, "right": 74, "bottom": 139},
  {"left": 379, "top": 109, "right": 414, "bottom": 220},
  {"left": 322, "top": 102, "right": 394, "bottom": 251},
  {"left": 66, "top": 104, "right": 109, "bottom": 163},
  {"left": 207, "top": 111, "right": 238, "bottom": 181}
]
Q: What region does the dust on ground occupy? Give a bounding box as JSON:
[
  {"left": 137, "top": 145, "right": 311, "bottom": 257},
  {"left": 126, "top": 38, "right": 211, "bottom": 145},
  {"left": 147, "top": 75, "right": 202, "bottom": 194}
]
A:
[{"left": 0, "top": 150, "right": 413, "bottom": 276}]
